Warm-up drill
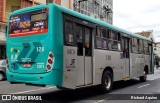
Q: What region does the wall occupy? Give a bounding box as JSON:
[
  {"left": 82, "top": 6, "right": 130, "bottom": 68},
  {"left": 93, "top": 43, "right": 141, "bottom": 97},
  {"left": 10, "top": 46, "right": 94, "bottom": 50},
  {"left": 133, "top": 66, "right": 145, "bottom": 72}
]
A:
[
  {"left": 73, "top": 0, "right": 113, "bottom": 24},
  {"left": 6, "top": 0, "right": 21, "bottom": 12},
  {"left": 0, "top": 0, "right": 3, "bottom": 21},
  {"left": 0, "top": 25, "right": 6, "bottom": 44},
  {"left": 5, "top": 0, "right": 21, "bottom": 22}
]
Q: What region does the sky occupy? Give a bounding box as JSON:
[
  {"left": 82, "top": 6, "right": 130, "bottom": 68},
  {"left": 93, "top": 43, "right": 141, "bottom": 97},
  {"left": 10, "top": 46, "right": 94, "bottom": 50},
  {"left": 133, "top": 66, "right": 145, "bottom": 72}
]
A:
[{"left": 113, "top": 0, "right": 160, "bottom": 42}]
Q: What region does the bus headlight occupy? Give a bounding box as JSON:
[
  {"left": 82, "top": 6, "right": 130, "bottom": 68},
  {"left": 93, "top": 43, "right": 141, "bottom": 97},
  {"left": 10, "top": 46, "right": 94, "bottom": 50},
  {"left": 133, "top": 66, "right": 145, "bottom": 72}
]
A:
[{"left": 46, "top": 51, "right": 54, "bottom": 72}]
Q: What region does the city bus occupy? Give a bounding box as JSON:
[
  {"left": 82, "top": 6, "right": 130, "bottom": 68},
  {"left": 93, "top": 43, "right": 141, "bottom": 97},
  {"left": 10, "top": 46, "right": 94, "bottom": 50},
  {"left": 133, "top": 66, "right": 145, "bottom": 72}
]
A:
[{"left": 6, "top": 4, "right": 154, "bottom": 93}]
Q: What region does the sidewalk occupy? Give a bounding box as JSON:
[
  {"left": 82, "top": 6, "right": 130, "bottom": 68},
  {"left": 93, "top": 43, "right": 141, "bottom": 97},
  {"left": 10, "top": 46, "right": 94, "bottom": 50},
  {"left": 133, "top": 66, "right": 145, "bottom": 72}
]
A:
[{"left": 147, "top": 68, "right": 160, "bottom": 81}]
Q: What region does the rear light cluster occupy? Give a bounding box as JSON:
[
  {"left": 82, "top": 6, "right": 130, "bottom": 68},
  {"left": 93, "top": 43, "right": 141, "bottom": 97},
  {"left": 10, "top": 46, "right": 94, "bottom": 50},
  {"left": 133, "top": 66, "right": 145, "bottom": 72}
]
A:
[{"left": 46, "top": 51, "right": 54, "bottom": 72}]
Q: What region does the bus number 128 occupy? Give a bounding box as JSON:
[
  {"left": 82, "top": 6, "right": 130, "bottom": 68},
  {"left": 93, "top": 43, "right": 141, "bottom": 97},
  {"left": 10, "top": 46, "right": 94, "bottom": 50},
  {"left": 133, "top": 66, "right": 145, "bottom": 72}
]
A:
[{"left": 37, "top": 47, "right": 44, "bottom": 52}]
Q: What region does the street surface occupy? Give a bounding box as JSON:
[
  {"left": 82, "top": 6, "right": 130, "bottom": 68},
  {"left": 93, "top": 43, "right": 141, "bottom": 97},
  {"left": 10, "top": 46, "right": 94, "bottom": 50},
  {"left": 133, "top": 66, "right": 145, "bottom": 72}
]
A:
[{"left": 1, "top": 69, "right": 160, "bottom": 103}]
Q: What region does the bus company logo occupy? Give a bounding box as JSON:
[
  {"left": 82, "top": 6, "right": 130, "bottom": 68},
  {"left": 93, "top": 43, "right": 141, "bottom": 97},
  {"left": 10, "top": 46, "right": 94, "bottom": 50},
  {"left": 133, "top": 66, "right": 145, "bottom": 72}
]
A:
[
  {"left": 2, "top": 95, "right": 11, "bottom": 100},
  {"left": 135, "top": 57, "right": 144, "bottom": 64}
]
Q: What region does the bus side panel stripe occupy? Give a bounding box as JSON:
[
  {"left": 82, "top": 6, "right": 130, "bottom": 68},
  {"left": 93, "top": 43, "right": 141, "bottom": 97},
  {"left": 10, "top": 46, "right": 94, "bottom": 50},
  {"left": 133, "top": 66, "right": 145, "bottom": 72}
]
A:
[
  {"left": 28, "top": 42, "right": 42, "bottom": 61},
  {"left": 17, "top": 43, "right": 31, "bottom": 61}
]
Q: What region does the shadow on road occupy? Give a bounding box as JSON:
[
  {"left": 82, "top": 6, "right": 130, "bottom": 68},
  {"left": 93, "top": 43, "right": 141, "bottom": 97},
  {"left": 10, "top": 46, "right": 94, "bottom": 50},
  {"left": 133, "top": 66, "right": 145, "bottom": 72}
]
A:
[
  {"left": 37, "top": 79, "right": 142, "bottom": 102},
  {"left": 112, "top": 79, "right": 141, "bottom": 90}
]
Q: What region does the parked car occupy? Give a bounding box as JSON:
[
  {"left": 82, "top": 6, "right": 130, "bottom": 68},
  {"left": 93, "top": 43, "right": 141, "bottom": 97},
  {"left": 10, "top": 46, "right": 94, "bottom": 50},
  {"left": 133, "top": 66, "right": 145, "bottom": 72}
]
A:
[{"left": 0, "top": 60, "right": 7, "bottom": 81}]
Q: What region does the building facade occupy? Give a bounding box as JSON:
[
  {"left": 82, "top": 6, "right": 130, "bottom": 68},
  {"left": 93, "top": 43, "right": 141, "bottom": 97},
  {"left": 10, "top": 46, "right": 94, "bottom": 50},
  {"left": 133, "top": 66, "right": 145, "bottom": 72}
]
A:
[
  {"left": 136, "top": 30, "right": 155, "bottom": 42},
  {"left": 46, "top": 0, "right": 113, "bottom": 24},
  {"left": 0, "top": 0, "right": 41, "bottom": 59},
  {"left": 73, "top": 0, "right": 113, "bottom": 24}
]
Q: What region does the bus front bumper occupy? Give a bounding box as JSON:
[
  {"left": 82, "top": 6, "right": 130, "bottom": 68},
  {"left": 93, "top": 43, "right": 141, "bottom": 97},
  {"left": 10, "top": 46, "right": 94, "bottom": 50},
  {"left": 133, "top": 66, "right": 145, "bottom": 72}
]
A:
[{"left": 6, "top": 69, "right": 62, "bottom": 86}]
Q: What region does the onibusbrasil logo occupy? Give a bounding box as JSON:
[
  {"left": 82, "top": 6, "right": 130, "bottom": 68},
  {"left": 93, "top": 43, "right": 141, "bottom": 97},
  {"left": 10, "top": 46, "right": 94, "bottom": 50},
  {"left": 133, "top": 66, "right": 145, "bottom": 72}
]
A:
[{"left": 1, "top": 95, "right": 42, "bottom": 101}]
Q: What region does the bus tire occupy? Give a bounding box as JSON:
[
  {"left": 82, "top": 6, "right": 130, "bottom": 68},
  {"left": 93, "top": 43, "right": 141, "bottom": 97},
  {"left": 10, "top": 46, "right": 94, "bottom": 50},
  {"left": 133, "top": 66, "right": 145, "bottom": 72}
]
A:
[
  {"left": 101, "top": 70, "right": 113, "bottom": 93},
  {"left": 139, "top": 71, "right": 147, "bottom": 82}
]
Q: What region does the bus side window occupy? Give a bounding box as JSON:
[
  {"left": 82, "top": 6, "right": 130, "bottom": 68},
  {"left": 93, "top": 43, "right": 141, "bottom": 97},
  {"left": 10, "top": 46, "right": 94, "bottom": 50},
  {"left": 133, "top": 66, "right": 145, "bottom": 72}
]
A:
[
  {"left": 101, "top": 28, "right": 106, "bottom": 38},
  {"left": 76, "top": 25, "right": 83, "bottom": 56},
  {"left": 148, "top": 43, "right": 152, "bottom": 54},
  {"left": 121, "top": 37, "right": 125, "bottom": 57},
  {"left": 144, "top": 41, "right": 149, "bottom": 54},
  {"left": 117, "top": 33, "right": 121, "bottom": 51},
  {"left": 101, "top": 28, "right": 109, "bottom": 49},
  {"left": 138, "top": 39, "right": 144, "bottom": 53},
  {"left": 65, "top": 21, "right": 74, "bottom": 45},
  {"left": 96, "top": 27, "right": 101, "bottom": 37},
  {"left": 96, "top": 38, "right": 102, "bottom": 49},
  {"left": 131, "top": 38, "right": 138, "bottom": 53},
  {"left": 96, "top": 27, "right": 102, "bottom": 49},
  {"left": 110, "top": 31, "right": 118, "bottom": 50}
]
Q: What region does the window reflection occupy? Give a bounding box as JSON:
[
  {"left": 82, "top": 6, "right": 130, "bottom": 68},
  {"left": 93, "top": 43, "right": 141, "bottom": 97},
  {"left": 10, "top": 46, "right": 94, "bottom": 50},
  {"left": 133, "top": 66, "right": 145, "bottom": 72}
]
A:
[{"left": 65, "top": 21, "right": 73, "bottom": 44}]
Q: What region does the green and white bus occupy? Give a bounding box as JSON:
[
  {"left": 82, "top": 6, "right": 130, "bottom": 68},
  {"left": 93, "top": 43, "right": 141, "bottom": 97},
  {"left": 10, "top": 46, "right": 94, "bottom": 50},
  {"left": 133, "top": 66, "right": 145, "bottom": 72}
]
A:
[{"left": 6, "top": 4, "right": 154, "bottom": 93}]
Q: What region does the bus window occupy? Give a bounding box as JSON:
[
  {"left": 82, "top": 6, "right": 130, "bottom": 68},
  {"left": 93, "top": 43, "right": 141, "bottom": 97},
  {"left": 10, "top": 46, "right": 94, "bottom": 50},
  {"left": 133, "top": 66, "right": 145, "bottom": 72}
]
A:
[
  {"left": 124, "top": 38, "right": 129, "bottom": 58},
  {"left": 138, "top": 39, "right": 144, "bottom": 53},
  {"left": 117, "top": 33, "right": 121, "bottom": 51},
  {"left": 102, "top": 40, "right": 108, "bottom": 49},
  {"left": 31, "top": 12, "right": 47, "bottom": 22},
  {"left": 96, "top": 27, "right": 101, "bottom": 37},
  {"left": 109, "top": 30, "right": 118, "bottom": 50},
  {"left": 118, "top": 33, "right": 121, "bottom": 41},
  {"left": 121, "top": 37, "right": 125, "bottom": 57},
  {"left": 118, "top": 42, "right": 121, "bottom": 51},
  {"left": 110, "top": 31, "right": 117, "bottom": 40},
  {"left": 148, "top": 43, "right": 152, "bottom": 54},
  {"left": 101, "top": 28, "right": 106, "bottom": 38},
  {"left": 132, "top": 38, "right": 138, "bottom": 53},
  {"left": 96, "top": 38, "right": 102, "bottom": 48},
  {"left": 65, "top": 21, "right": 74, "bottom": 44},
  {"left": 111, "top": 41, "right": 118, "bottom": 50},
  {"left": 76, "top": 25, "right": 83, "bottom": 56},
  {"left": 144, "top": 41, "right": 149, "bottom": 54}
]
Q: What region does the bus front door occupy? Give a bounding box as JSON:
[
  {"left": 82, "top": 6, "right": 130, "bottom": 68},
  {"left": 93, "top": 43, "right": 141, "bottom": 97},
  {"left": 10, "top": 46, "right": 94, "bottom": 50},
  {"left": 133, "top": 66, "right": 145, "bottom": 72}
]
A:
[
  {"left": 76, "top": 24, "right": 93, "bottom": 86},
  {"left": 122, "top": 37, "right": 130, "bottom": 78}
]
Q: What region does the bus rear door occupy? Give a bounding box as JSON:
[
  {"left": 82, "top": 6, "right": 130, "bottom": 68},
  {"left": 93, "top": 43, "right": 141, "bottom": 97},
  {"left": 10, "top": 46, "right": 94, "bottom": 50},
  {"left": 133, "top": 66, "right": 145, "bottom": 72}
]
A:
[
  {"left": 122, "top": 37, "right": 130, "bottom": 78},
  {"left": 76, "top": 24, "right": 93, "bottom": 86}
]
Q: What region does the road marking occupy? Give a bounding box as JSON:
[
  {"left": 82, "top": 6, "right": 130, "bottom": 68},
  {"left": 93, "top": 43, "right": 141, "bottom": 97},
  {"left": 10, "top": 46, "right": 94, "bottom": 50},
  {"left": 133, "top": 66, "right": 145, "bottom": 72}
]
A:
[
  {"left": 10, "top": 86, "right": 56, "bottom": 94},
  {"left": 94, "top": 100, "right": 105, "bottom": 103},
  {"left": 93, "top": 97, "right": 113, "bottom": 103},
  {"left": 138, "top": 84, "right": 150, "bottom": 88},
  {"left": 148, "top": 76, "right": 160, "bottom": 81}
]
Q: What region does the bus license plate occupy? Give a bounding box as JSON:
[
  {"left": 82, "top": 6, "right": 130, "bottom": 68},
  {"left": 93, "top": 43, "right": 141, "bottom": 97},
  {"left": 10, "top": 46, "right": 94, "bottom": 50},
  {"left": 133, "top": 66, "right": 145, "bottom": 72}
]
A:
[{"left": 23, "top": 63, "right": 31, "bottom": 68}]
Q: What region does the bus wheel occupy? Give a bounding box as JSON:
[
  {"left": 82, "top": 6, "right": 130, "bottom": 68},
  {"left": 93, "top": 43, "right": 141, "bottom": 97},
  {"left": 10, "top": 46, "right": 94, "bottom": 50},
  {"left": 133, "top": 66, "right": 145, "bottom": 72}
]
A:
[
  {"left": 101, "top": 70, "right": 113, "bottom": 93},
  {"left": 139, "top": 71, "right": 147, "bottom": 82}
]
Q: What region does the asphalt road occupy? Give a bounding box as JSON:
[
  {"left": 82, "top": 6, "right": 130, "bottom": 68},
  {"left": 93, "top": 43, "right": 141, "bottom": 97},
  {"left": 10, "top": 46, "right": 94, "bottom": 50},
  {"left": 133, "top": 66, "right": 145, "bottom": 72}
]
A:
[{"left": 1, "top": 70, "right": 160, "bottom": 103}]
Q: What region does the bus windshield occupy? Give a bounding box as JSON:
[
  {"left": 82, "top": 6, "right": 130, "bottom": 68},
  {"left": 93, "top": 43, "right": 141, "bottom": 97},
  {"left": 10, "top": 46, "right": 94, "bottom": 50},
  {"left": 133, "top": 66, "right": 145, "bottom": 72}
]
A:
[{"left": 9, "top": 8, "right": 48, "bottom": 37}]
